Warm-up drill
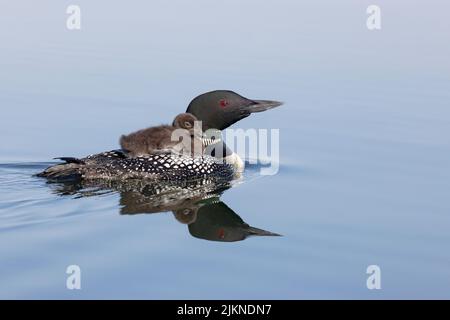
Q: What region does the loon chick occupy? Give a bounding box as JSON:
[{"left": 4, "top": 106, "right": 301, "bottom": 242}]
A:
[
  {"left": 37, "top": 90, "right": 282, "bottom": 182},
  {"left": 119, "top": 113, "right": 201, "bottom": 157}
]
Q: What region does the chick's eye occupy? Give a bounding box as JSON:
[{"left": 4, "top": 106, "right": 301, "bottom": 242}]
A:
[
  {"left": 219, "top": 99, "right": 228, "bottom": 108},
  {"left": 184, "top": 121, "right": 192, "bottom": 128}
]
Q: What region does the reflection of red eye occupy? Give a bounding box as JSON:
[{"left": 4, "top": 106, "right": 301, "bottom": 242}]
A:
[{"left": 219, "top": 99, "right": 228, "bottom": 108}]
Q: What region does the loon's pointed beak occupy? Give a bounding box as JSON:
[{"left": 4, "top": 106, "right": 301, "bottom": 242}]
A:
[
  {"left": 246, "top": 226, "right": 282, "bottom": 237},
  {"left": 245, "top": 99, "right": 283, "bottom": 113}
]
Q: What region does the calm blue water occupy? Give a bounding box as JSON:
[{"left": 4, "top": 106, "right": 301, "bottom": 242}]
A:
[{"left": 1, "top": 1, "right": 450, "bottom": 299}]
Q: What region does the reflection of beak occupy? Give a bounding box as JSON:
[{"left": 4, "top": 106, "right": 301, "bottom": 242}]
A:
[
  {"left": 245, "top": 100, "right": 283, "bottom": 113},
  {"left": 247, "top": 226, "right": 282, "bottom": 237}
]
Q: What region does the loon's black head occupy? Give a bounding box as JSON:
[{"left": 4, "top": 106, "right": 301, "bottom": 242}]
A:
[{"left": 186, "top": 90, "right": 282, "bottom": 131}]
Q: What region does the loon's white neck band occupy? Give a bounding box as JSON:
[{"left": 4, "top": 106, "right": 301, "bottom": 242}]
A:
[{"left": 224, "top": 152, "right": 244, "bottom": 173}]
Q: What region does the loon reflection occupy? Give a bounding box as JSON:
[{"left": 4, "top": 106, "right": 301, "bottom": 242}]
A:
[{"left": 47, "top": 177, "right": 280, "bottom": 242}]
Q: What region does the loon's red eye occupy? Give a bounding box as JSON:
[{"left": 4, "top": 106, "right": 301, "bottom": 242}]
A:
[
  {"left": 219, "top": 99, "right": 228, "bottom": 108},
  {"left": 218, "top": 228, "right": 225, "bottom": 239}
]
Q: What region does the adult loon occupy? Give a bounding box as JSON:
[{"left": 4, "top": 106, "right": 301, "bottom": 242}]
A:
[{"left": 37, "top": 90, "right": 282, "bottom": 182}]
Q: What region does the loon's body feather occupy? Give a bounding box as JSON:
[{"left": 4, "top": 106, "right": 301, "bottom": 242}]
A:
[{"left": 38, "top": 150, "right": 235, "bottom": 182}]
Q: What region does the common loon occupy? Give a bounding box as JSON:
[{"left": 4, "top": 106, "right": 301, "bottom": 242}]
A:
[
  {"left": 37, "top": 90, "right": 282, "bottom": 181},
  {"left": 119, "top": 112, "right": 201, "bottom": 157}
]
